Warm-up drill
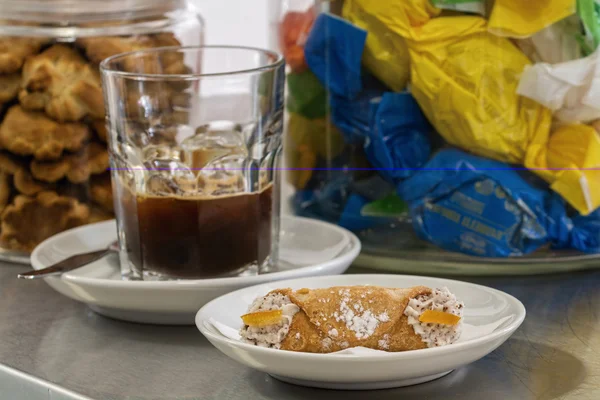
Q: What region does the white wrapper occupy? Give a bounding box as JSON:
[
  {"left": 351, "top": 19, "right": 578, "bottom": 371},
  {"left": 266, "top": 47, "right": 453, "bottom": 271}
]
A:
[{"left": 517, "top": 47, "right": 600, "bottom": 123}]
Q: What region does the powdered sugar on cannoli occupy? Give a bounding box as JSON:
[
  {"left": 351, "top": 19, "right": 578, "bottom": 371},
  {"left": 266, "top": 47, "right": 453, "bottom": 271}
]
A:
[
  {"left": 404, "top": 287, "right": 464, "bottom": 347},
  {"left": 240, "top": 292, "right": 299, "bottom": 349},
  {"left": 333, "top": 288, "right": 390, "bottom": 339}
]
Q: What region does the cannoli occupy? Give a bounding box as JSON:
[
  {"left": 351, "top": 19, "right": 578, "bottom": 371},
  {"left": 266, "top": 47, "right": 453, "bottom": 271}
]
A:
[{"left": 240, "top": 286, "right": 463, "bottom": 352}]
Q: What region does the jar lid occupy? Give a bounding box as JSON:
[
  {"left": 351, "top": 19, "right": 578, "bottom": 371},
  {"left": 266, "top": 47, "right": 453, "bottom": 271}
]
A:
[{"left": 0, "top": 0, "right": 187, "bottom": 23}]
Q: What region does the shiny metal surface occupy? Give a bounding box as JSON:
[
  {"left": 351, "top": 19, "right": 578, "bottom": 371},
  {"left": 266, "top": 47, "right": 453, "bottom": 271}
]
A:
[
  {"left": 0, "top": 247, "right": 31, "bottom": 265},
  {"left": 0, "top": 262, "right": 599, "bottom": 400},
  {"left": 18, "top": 242, "right": 118, "bottom": 280}
]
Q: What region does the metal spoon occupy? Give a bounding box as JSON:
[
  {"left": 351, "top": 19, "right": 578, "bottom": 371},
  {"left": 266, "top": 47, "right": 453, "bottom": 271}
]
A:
[{"left": 18, "top": 241, "right": 120, "bottom": 280}]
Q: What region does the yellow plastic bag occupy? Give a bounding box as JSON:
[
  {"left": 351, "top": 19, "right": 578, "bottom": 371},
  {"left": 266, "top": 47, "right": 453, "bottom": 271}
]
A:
[
  {"left": 343, "top": 0, "right": 440, "bottom": 39},
  {"left": 287, "top": 113, "right": 345, "bottom": 159},
  {"left": 342, "top": 0, "right": 411, "bottom": 91},
  {"left": 406, "top": 16, "right": 552, "bottom": 164},
  {"left": 527, "top": 124, "right": 600, "bottom": 215},
  {"left": 341, "top": 0, "right": 440, "bottom": 91},
  {"left": 286, "top": 143, "right": 317, "bottom": 190},
  {"left": 285, "top": 113, "right": 345, "bottom": 189},
  {"left": 488, "top": 0, "right": 576, "bottom": 38}
]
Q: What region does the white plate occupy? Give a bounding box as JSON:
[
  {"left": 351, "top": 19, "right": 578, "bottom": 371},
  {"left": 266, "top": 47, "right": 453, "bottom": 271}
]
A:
[
  {"left": 196, "top": 274, "right": 525, "bottom": 390},
  {"left": 355, "top": 247, "right": 600, "bottom": 276},
  {"left": 30, "top": 217, "right": 360, "bottom": 325}
]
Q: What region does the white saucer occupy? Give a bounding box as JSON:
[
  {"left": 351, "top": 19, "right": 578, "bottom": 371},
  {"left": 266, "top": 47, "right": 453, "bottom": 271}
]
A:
[
  {"left": 196, "top": 274, "right": 525, "bottom": 390},
  {"left": 30, "top": 217, "right": 360, "bottom": 325}
]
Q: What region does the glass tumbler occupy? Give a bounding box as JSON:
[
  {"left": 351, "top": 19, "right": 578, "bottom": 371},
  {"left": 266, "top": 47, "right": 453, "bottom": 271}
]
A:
[{"left": 100, "top": 46, "right": 285, "bottom": 280}]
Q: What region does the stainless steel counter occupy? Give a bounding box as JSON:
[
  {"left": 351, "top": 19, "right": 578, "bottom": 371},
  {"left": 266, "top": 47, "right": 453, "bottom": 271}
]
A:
[{"left": 1, "top": 262, "right": 599, "bottom": 400}]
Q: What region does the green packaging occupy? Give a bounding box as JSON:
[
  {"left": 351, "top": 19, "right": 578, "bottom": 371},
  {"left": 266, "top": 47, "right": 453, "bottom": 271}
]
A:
[
  {"left": 286, "top": 70, "right": 328, "bottom": 119},
  {"left": 577, "top": 0, "right": 600, "bottom": 55},
  {"left": 361, "top": 194, "right": 409, "bottom": 218}
]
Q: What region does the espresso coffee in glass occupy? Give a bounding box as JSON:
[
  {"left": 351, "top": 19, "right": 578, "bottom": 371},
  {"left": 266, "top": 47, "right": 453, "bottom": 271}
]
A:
[{"left": 101, "top": 46, "right": 285, "bottom": 280}]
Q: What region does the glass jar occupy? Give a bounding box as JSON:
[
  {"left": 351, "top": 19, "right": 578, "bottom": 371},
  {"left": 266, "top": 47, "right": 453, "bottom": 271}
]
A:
[
  {"left": 274, "top": 0, "right": 600, "bottom": 273},
  {"left": 0, "top": 0, "right": 203, "bottom": 259}
]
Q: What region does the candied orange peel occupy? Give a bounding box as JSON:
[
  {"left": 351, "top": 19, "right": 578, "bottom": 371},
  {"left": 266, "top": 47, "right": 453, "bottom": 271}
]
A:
[
  {"left": 241, "top": 310, "right": 283, "bottom": 327},
  {"left": 419, "top": 310, "right": 461, "bottom": 326}
]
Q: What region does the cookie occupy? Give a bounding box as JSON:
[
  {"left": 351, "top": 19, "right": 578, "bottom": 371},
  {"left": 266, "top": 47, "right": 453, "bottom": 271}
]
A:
[
  {"left": 90, "top": 172, "right": 113, "bottom": 212},
  {"left": 30, "top": 142, "right": 109, "bottom": 183},
  {"left": 19, "top": 44, "right": 104, "bottom": 122},
  {"left": 0, "top": 73, "right": 20, "bottom": 104},
  {"left": 0, "top": 191, "right": 89, "bottom": 252},
  {"left": 0, "top": 37, "right": 46, "bottom": 74},
  {"left": 0, "top": 105, "right": 90, "bottom": 160}
]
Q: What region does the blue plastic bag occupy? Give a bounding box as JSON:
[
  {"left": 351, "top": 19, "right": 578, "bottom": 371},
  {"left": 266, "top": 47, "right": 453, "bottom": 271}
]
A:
[
  {"left": 365, "top": 92, "right": 432, "bottom": 183},
  {"left": 397, "top": 149, "right": 600, "bottom": 257},
  {"left": 304, "top": 13, "right": 431, "bottom": 180},
  {"left": 329, "top": 75, "right": 385, "bottom": 143},
  {"left": 304, "top": 13, "right": 367, "bottom": 98},
  {"left": 338, "top": 193, "right": 386, "bottom": 231},
  {"left": 292, "top": 174, "right": 352, "bottom": 223}
]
